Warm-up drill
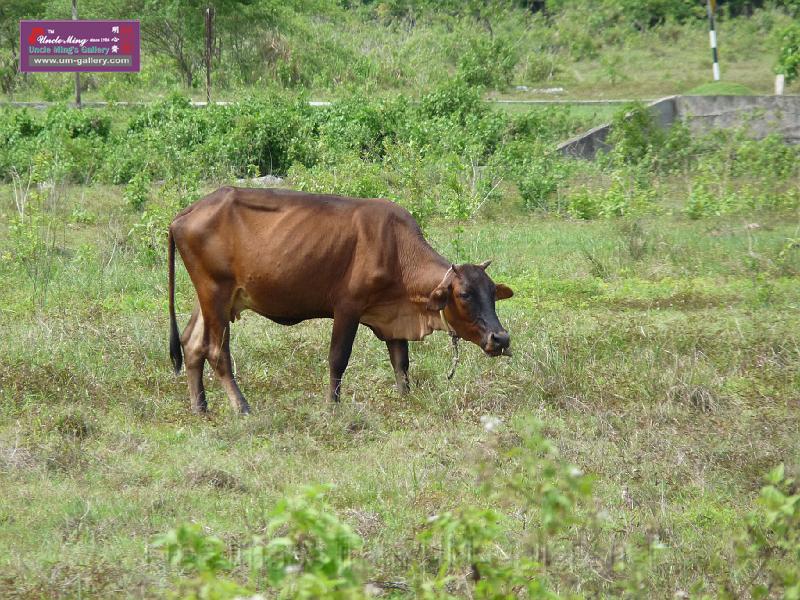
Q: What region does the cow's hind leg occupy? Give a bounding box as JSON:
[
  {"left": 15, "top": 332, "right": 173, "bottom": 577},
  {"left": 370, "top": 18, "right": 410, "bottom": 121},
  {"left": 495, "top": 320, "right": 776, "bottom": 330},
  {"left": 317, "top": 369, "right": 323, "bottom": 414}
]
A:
[
  {"left": 181, "top": 302, "right": 208, "bottom": 413},
  {"left": 201, "top": 288, "right": 251, "bottom": 415},
  {"left": 387, "top": 340, "right": 410, "bottom": 394}
]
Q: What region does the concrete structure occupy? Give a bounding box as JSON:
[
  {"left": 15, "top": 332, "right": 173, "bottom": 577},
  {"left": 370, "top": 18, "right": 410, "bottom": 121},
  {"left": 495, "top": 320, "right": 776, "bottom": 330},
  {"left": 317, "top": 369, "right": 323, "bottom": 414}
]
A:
[{"left": 558, "top": 94, "right": 800, "bottom": 159}]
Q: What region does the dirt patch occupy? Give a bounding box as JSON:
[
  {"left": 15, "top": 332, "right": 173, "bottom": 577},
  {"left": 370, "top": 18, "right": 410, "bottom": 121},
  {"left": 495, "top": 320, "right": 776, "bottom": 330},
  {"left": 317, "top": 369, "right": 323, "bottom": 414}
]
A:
[
  {"left": 187, "top": 467, "right": 247, "bottom": 492},
  {"left": 606, "top": 292, "right": 732, "bottom": 311},
  {"left": 344, "top": 507, "right": 383, "bottom": 539},
  {"left": 0, "top": 441, "right": 38, "bottom": 473}
]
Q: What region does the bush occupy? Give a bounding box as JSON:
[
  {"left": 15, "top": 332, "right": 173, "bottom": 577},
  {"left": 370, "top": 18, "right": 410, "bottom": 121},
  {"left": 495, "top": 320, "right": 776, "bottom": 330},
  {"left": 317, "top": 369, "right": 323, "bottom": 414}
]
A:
[
  {"left": 288, "top": 154, "right": 390, "bottom": 200},
  {"left": 776, "top": 22, "right": 800, "bottom": 83},
  {"left": 604, "top": 102, "right": 664, "bottom": 166},
  {"left": 521, "top": 53, "right": 561, "bottom": 83},
  {"left": 457, "top": 37, "right": 518, "bottom": 88},
  {"left": 124, "top": 172, "right": 151, "bottom": 212},
  {"left": 418, "top": 79, "right": 485, "bottom": 124},
  {"left": 129, "top": 175, "right": 200, "bottom": 264},
  {"left": 735, "top": 464, "right": 800, "bottom": 598},
  {"left": 155, "top": 486, "right": 366, "bottom": 600}
]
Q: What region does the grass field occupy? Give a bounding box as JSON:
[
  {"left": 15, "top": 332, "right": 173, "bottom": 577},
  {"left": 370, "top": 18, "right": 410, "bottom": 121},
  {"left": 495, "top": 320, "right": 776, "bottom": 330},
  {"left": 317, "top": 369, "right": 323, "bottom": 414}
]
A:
[{"left": 1, "top": 181, "right": 798, "bottom": 597}]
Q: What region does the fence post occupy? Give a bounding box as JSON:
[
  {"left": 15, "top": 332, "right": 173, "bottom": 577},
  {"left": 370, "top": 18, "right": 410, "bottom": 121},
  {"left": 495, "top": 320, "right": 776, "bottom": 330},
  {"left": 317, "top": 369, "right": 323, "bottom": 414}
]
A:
[
  {"left": 706, "top": 0, "right": 720, "bottom": 81},
  {"left": 72, "top": 0, "right": 81, "bottom": 108},
  {"left": 205, "top": 7, "right": 214, "bottom": 105}
]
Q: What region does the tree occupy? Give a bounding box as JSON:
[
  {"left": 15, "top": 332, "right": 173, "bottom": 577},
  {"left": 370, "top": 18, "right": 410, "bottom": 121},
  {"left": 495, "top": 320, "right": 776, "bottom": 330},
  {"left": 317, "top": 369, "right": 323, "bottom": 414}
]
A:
[
  {"left": 0, "top": 0, "right": 47, "bottom": 92},
  {"left": 121, "top": 0, "right": 281, "bottom": 89}
]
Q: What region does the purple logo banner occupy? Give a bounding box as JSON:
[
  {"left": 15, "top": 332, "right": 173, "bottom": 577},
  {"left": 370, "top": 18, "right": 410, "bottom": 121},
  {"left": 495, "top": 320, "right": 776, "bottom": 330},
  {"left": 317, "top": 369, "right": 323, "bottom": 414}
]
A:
[{"left": 20, "top": 20, "right": 140, "bottom": 72}]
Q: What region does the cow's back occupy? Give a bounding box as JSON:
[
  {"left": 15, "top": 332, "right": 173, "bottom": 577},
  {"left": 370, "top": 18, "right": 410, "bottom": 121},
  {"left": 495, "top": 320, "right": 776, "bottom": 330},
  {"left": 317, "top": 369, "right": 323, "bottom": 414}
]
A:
[{"left": 171, "top": 187, "right": 406, "bottom": 320}]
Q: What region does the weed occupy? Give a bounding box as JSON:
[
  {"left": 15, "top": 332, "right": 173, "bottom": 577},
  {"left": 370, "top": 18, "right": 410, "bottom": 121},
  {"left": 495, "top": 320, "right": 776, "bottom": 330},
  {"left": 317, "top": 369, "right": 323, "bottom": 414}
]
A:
[{"left": 733, "top": 464, "right": 800, "bottom": 598}]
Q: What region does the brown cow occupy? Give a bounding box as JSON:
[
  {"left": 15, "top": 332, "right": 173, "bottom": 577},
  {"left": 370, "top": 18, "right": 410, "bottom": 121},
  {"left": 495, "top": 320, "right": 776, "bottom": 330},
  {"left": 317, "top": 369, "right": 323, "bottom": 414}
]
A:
[{"left": 168, "top": 187, "right": 513, "bottom": 414}]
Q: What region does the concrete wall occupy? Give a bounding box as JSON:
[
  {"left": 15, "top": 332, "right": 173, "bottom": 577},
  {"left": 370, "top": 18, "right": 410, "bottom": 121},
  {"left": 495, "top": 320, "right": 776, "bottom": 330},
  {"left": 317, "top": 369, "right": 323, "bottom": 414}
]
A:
[
  {"left": 558, "top": 94, "right": 800, "bottom": 159},
  {"left": 676, "top": 95, "right": 800, "bottom": 143}
]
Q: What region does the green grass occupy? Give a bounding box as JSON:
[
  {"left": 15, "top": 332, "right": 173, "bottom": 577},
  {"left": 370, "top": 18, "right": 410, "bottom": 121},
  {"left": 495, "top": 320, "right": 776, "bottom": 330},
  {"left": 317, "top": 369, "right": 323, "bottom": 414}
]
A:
[
  {"left": 0, "top": 181, "right": 799, "bottom": 596},
  {"left": 4, "top": 8, "right": 796, "bottom": 105},
  {"left": 685, "top": 81, "right": 758, "bottom": 95}
]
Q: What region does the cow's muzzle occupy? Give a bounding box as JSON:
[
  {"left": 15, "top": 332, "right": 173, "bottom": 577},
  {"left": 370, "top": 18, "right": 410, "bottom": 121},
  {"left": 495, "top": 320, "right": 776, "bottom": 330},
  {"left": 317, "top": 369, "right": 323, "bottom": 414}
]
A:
[{"left": 483, "top": 330, "right": 511, "bottom": 357}]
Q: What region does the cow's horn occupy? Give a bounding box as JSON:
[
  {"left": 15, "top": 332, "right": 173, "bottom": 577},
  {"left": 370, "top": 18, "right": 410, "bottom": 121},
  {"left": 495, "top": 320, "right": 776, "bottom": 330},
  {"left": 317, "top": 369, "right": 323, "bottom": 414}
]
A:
[{"left": 478, "top": 260, "right": 492, "bottom": 270}]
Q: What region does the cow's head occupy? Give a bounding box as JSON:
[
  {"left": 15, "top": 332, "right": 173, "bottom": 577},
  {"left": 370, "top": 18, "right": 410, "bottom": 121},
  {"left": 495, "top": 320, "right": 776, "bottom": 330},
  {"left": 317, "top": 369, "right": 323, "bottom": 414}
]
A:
[{"left": 427, "top": 261, "right": 514, "bottom": 356}]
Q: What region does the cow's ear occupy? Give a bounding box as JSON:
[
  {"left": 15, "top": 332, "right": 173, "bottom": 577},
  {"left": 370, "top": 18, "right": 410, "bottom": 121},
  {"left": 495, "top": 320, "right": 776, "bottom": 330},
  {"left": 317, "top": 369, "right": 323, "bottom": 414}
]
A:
[
  {"left": 426, "top": 285, "right": 450, "bottom": 311},
  {"left": 495, "top": 284, "right": 514, "bottom": 300}
]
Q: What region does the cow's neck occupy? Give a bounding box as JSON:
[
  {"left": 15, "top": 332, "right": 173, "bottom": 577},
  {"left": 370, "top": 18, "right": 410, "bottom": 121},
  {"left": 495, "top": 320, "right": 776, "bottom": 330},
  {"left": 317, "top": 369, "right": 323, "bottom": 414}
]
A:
[
  {"left": 400, "top": 236, "right": 453, "bottom": 336},
  {"left": 360, "top": 231, "right": 453, "bottom": 341}
]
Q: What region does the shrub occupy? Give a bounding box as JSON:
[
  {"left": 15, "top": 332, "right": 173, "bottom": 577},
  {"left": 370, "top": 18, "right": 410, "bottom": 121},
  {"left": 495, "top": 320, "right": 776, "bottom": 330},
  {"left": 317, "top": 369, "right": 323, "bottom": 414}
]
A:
[
  {"left": 417, "top": 418, "right": 593, "bottom": 598},
  {"left": 457, "top": 37, "right": 518, "bottom": 88},
  {"left": 316, "top": 96, "right": 409, "bottom": 162},
  {"left": 604, "top": 102, "right": 665, "bottom": 166},
  {"left": 735, "top": 464, "right": 800, "bottom": 598},
  {"left": 247, "top": 485, "right": 365, "bottom": 597},
  {"left": 776, "top": 22, "right": 800, "bottom": 83},
  {"left": 418, "top": 79, "right": 485, "bottom": 124},
  {"left": 3, "top": 157, "right": 63, "bottom": 308},
  {"left": 521, "top": 53, "right": 561, "bottom": 83},
  {"left": 288, "top": 154, "right": 389, "bottom": 200},
  {"left": 495, "top": 140, "right": 572, "bottom": 212},
  {"left": 129, "top": 175, "right": 200, "bottom": 264},
  {"left": 43, "top": 106, "right": 111, "bottom": 140},
  {"left": 124, "top": 172, "right": 151, "bottom": 212},
  {"left": 155, "top": 486, "right": 366, "bottom": 600}
]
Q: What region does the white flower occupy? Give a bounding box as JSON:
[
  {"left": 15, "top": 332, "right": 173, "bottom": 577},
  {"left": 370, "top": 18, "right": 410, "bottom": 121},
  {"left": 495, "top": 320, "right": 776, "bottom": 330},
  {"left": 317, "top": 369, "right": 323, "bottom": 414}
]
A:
[{"left": 480, "top": 415, "right": 502, "bottom": 432}]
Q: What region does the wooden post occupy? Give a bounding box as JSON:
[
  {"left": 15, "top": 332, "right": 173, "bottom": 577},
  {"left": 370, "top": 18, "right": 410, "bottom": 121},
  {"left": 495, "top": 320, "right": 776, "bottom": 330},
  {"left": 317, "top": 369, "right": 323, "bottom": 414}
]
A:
[
  {"left": 72, "top": 0, "right": 81, "bottom": 108},
  {"left": 205, "top": 7, "right": 214, "bottom": 105}
]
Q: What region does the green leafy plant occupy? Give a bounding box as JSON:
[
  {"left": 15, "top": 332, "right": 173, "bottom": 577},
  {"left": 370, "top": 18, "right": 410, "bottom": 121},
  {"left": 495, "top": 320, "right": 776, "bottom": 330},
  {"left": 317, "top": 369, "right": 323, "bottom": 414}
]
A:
[
  {"left": 4, "top": 156, "right": 62, "bottom": 308},
  {"left": 416, "top": 419, "right": 593, "bottom": 598},
  {"left": 246, "top": 485, "right": 365, "bottom": 598},
  {"left": 124, "top": 172, "right": 152, "bottom": 212},
  {"left": 457, "top": 37, "right": 518, "bottom": 89},
  {"left": 155, "top": 486, "right": 366, "bottom": 600},
  {"left": 604, "top": 102, "right": 664, "bottom": 166},
  {"left": 733, "top": 464, "right": 800, "bottom": 598},
  {"left": 153, "top": 524, "right": 248, "bottom": 600},
  {"left": 776, "top": 23, "right": 800, "bottom": 84},
  {"left": 419, "top": 507, "right": 548, "bottom": 599},
  {"left": 129, "top": 174, "right": 199, "bottom": 264}
]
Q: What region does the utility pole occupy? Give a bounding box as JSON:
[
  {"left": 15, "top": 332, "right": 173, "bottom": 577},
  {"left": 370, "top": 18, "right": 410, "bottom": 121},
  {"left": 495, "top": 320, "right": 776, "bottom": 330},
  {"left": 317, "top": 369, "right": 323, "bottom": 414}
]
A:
[
  {"left": 706, "top": 0, "right": 720, "bottom": 81},
  {"left": 72, "top": 0, "right": 81, "bottom": 108},
  {"left": 205, "top": 6, "right": 214, "bottom": 105}
]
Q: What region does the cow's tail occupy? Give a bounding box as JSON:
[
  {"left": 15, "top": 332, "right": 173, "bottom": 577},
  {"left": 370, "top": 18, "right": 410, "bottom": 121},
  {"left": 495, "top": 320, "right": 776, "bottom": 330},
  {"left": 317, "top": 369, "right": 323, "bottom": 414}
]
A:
[{"left": 168, "top": 227, "right": 183, "bottom": 374}]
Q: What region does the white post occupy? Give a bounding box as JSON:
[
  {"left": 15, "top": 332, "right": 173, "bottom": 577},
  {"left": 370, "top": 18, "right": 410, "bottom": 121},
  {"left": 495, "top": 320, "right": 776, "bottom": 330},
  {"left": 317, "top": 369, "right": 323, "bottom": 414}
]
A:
[
  {"left": 706, "top": 0, "right": 720, "bottom": 81},
  {"left": 775, "top": 74, "right": 785, "bottom": 95}
]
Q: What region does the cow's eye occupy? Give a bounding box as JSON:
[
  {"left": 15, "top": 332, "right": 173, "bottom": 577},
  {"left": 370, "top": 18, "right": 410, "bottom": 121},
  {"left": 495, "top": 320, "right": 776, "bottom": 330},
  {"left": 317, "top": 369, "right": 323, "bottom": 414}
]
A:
[{"left": 458, "top": 291, "right": 470, "bottom": 299}]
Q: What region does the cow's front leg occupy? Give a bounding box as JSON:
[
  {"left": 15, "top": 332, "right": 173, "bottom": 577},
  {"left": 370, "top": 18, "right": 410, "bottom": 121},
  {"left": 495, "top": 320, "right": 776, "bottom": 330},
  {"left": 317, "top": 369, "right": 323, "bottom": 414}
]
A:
[
  {"left": 386, "top": 339, "right": 410, "bottom": 394},
  {"left": 328, "top": 312, "right": 360, "bottom": 402}
]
